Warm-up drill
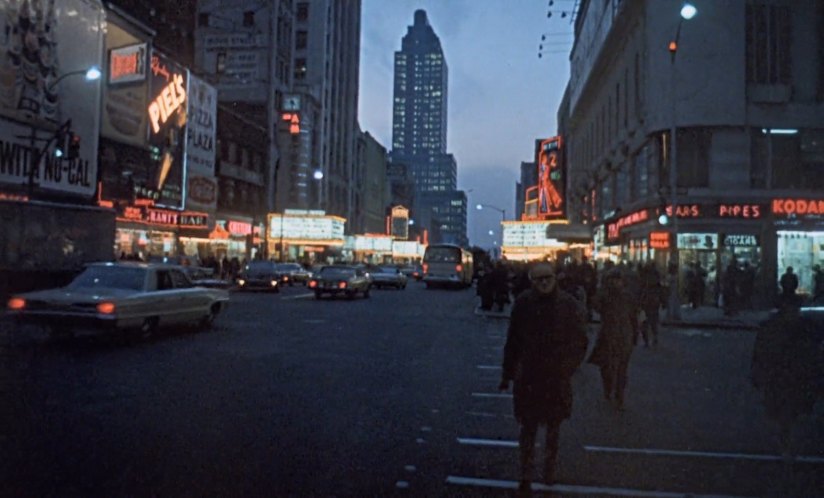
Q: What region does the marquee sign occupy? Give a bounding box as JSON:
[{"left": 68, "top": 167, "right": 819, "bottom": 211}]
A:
[
  {"left": 118, "top": 204, "right": 208, "bottom": 229},
  {"left": 268, "top": 213, "right": 345, "bottom": 240}
]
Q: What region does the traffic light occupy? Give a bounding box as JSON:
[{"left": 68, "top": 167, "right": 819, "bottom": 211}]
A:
[{"left": 67, "top": 133, "right": 80, "bottom": 160}]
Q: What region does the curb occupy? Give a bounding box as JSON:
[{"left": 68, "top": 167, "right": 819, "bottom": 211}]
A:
[{"left": 588, "top": 317, "right": 763, "bottom": 331}]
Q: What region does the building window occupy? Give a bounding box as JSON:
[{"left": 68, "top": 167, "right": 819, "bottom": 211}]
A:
[
  {"left": 297, "top": 2, "right": 309, "bottom": 22},
  {"left": 296, "top": 30, "right": 308, "bottom": 50},
  {"left": 676, "top": 128, "right": 711, "bottom": 188},
  {"left": 243, "top": 10, "right": 255, "bottom": 27},
  {"left": 294, "top": 58, "right": 307, "bottom": 80},
  {"left": 746, "top": 3, "right": 792, "bottom": 84},
  {"left": 198, "top": 13, "right": 209, "bottom": 27}
]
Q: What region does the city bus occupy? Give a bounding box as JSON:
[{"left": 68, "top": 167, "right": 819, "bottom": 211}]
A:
[{"left": 422, "top": 244, "right": 474, "bottom": 289}]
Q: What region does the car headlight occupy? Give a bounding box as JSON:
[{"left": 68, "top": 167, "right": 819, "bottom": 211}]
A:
[
  {"left": 238, "top": 279, "right": 246, "bottom": 286},
  {"left": 270, "top": 280, "right": 278, "bottom": 287}
]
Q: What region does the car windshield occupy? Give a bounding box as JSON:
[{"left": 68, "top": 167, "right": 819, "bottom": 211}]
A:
[
  {"left": 277, "top": 263, "right": 301, "bottom": 271},
  {"left": 319, "top": 267, "right": 354, "bottom": 278},
  {"left": 67, "top": 266, "right": 146, "bottom": 291},
  {"left": 378, "top": 266, "right": 396, "bottom": 273}
]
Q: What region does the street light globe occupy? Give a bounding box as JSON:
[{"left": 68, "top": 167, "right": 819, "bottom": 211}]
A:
[
  {"left": 488, "top": 230, "right": 494, "bottom": 236},
  {"left": 680, "top": 3, "right": 697, "bottom": 20},
  {"left": 658, "top": 213, "right": 670, "bottom": 225},
  {"left": 408, "top": 219, "right": 415, "bottom": 226},
  {"left": 313, "top": 170, "right": 324, "bottom": 180},
  {"left": 85, "top": 66, "right": 102, "bottom": 81},
  {"left": 476, "top": 204, "right": 483, "bottom": 210}
]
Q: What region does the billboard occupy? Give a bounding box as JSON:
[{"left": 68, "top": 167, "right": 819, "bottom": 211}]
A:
[
  {"left": 0, "top": 0, "right": 105, "bottom": 198},
  {"left": 185, "top": 74, "right": 217, "bottom": 213},
  {"left": 101, "top": 27, "right": 150, "bottom": 147},
  {"left": 141, "top": 51, "right": 188, "bottom": 208},
  {"left": 534, "top": 136, "right": 565, "bottom": 220},
  {"left": 268, "top": 213, "right": 346, "bottom": 241}
]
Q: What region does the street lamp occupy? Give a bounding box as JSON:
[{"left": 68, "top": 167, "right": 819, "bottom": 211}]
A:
[
  {"left": 47, "top": 66, "right": 102, "bottom": 92},
  {"left": 26, "top": 66, "right": 102, "bottom": 196},
  {"left": 476, "top": 203, "right": 506, "bottom": 222},
  {"left": 665, "top": 2, "right": 697, "bottom": 321}
]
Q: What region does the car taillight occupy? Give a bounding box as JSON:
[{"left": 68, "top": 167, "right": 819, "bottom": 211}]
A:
[
  {"left": 308, "top": 280, "right": 317, "bottom": 288},
  {"left": 96, "top": 302, "right": 116, "bottom": 315},
  {"left": 422, "top": 263, "right": 428, "bottom": 273},
  {"left": 7, "top": 297, "right": 25, "bottom": 310},
  {"left": 338, "top": 281, "right": 347, "bottom": 289},
  {"left": 456, "top": 264, "right": 463, "bottom": 273}
]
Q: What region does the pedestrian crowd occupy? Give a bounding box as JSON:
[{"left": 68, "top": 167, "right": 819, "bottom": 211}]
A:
[{"left": 483, "top": 256, "right": 823, "bottom": 495}]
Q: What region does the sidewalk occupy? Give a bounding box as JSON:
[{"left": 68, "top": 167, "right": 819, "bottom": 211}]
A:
[
  {"left": 475, "top": 302, "right": 771, "bottom": 330},
  {"left": 661, "top": 305, "right": 771, "bottom": 330}
]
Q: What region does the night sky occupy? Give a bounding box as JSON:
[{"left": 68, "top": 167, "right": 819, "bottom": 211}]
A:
[{"left": 359, "top": 0, "right": 574, "bottom": 248}]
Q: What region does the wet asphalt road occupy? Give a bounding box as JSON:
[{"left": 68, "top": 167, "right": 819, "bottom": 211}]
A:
[{"left": 1, "top": 282, "right": 822, "bottom": 497}]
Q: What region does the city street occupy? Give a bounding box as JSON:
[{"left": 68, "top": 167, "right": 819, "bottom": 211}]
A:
[{"left": 2, "top": 283, "right": 822, "bottom": 497}]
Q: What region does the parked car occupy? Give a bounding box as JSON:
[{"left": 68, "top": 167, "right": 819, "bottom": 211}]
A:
[
  {"left": 182, "top": 267, "right": 232, "bottom": 289},
  {"left": 308, "top": 265, "right": 371, "bottom": 299},
  {"left": 276, "top": 262, "right": 312, "bottom": 285},
  {"left": 237, "top": 261, "right": 281, "bottom": 292},
  {"left": 399, "top": 264, "right": 423, "bottom": 281},
  {"left": 371, "top": 266, "right": 408, "bottom": 290},
  {"left": 4, "top": 262, "right": 230, "bottom": 340}
]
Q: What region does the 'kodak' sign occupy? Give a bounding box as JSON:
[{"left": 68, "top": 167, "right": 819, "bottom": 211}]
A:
[{"left": 772, "top": 198, "right": 824, "bottom": 216}]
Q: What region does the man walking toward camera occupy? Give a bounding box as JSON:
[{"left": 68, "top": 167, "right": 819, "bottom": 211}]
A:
[{"left": 499, "top": 263, "right": 589, "bottom": 494}]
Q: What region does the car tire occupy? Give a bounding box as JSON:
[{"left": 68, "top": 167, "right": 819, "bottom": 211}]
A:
[
  {"left": 315, "top": 291, "right": 323, "bottom": 300},
  {"left": 199, "top": 304, "right": 220, "bottom": 332},
  {"left": 364, "top": 286, "right": 371, "bottom": 298},
  {"left": 134, "top": 317, "right": 158, "bottom": 342}
]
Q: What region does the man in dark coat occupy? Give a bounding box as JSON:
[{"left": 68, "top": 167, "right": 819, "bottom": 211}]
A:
[
  {"left": 588, "top": 269, "right": 637, "bottom": 410},
  {"left": 499, "top": 263, "right": 588, "bottom": 492}
]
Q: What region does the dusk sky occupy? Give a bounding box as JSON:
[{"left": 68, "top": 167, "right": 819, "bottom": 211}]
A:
[{"left": 358, "top": 0, "right": 574, "bottom": 248}]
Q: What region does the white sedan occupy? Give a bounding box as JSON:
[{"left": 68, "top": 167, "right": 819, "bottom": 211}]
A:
[{"left": 5, "top": 262, "right": 230, "bottom": 340}]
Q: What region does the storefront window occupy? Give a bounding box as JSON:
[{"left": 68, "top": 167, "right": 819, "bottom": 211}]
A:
[{"left": 777, "top": 230, "right": 824, "bottom": 296}]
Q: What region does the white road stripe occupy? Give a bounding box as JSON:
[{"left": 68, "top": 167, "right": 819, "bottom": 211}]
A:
[
  {"left": 585, "top": 445, "right": 824, "bottom": 464},
  {"left": 281, "top": 293, "right": 315, "bottom": 300},
  {"left": 476, "top": 365, "right": 501, "bottom": 370},
  {"left": 445, "top": 475, "right": 753, "bottom": 498},
  {"left": 466, "top": 411, "right": 514, "bottom": 419},
  {"left": 471, "top": 392, "right": 512, "bottom": 399},
  {"left": 456, "top": 437, "right": 519, "bottom": 448}
]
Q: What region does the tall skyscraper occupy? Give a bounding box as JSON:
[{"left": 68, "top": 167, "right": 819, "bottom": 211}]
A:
[{"left": 390, "top": 9, "right": 465, "bottom": 245}]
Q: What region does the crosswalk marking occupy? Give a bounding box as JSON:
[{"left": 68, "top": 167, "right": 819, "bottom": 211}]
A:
[
  {"left": 584, "top": 445, "right": 824, "bottom": 464},
  {"left": 471, "top": 392, "right": 512, "bottom": 399},
  {"left": 456, "top": 437, "right": 519, "bottom": 448},
  {"left": 445, "top": 475, "right": 754, "bottom": 498}
]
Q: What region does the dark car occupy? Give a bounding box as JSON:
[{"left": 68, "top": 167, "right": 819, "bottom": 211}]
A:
[
  {"left": 237, "top": 261, "right": 281, "bottom": 292},
  {"left": 399, "top": 264, "right": 423, "bottom": 281},
  {"left": 308, "top": 265, "right": 371, "bottom": 299},
  {"left": 371, "top": 266, "right": 408, "bottom": 290},
  {"left": 276, "top": 262, "right": 312, "bottom": 286}
]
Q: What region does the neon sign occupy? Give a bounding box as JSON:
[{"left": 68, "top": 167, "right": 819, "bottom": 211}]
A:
[
  {"left": 649, "top": 231, "right": 670, "bottom": 249},
  {"left": 109, "top": 44, "right": 147, "bottom": 84},
  {"left": 535, "top": 136, "right": 565, "bottom": 220},
  {"left": 772, "top": 198, "right": 824, "bottom": 216},
  {"left": 148, "top": 73, "right": 186, "bottom": 134},
  {"left": 718, "top": 204, "right": 762, "bottom": 219}
]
